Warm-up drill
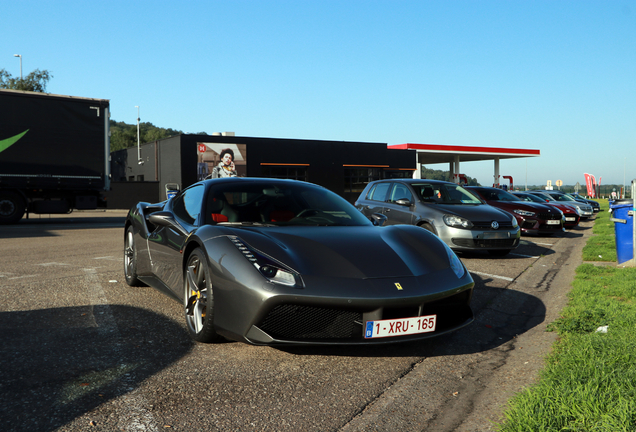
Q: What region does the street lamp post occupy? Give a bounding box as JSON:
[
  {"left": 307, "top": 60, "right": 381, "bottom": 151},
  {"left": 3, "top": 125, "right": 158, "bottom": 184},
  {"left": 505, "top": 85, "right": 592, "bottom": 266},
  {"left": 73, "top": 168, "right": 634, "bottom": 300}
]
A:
[
  {"left": 135, "top": 106, "right": 143, "bottom": 165},
  {"left": 13, "top": 54, "right": 22, "bottom": 79}
]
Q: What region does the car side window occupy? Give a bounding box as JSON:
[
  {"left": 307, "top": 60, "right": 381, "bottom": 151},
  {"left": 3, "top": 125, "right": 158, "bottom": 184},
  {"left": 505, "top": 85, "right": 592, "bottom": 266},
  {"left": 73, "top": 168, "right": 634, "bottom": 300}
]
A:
[
  {"left": 367, "top": 182, "right": 391, "bottom": 202},
  {"left": 172, "top": 184, "right": 205, "bottom": 225},
  {"left": 388, "top": 183, "right": 413, "bottom": 203}
]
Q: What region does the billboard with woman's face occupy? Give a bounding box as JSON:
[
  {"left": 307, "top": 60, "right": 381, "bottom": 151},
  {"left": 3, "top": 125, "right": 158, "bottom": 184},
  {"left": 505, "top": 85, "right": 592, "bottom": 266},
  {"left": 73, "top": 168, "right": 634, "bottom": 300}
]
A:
[{"left": 197, "top": 143, "right": 247, "bottom": 180}]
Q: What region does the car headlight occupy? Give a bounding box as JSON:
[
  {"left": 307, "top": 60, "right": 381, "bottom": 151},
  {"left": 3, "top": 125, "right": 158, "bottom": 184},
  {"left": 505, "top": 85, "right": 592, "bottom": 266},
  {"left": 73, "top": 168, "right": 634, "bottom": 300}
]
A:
[
  {"left": 574, "top": 207, "right": 583, "bottom": 215},
  {"left": 230, "top": 237, "right": 300, "bottom": 287},
  {"left": 443, "top": 214, "right": 473, "bottom": 229},
  {"left": 511, "top": 215, "right": 518, "bottom": 228},
  {"left": 441, "top": 242, "right": 465, "bottom": 279},
  {"left": 513, "top": 209, "right": 535, "bottom": 217}
]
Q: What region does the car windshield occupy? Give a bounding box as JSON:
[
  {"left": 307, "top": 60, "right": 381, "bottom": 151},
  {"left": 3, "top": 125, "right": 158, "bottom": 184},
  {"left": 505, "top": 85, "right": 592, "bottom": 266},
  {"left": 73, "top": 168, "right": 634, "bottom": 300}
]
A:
[
  {"left": 205, "top": 181, "right": 372, "bottom": 227},
  {"left": 515, "top": 193, "right": 545, "bottom": 203},
  {"left": 477, "top": 189, "right": 521, "bottom": 202},
  {"left": 530, "top": 193, "right": 553, "bottom": 202},
  {"left": 552, "top": 194, "right": 575, "bottom": 202},
  {"left": 412, "top": 183, "right": 482, "bottom": 205}
]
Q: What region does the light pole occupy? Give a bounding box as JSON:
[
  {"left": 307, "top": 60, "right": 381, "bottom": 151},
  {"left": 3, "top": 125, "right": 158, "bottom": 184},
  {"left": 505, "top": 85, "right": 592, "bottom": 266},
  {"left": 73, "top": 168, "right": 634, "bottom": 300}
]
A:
[
  {"left": 135, "top": 106, "right": 144, "bottom": 165},
  {"left": 13, "top": 54, "right": 22, "bottom": 79}
]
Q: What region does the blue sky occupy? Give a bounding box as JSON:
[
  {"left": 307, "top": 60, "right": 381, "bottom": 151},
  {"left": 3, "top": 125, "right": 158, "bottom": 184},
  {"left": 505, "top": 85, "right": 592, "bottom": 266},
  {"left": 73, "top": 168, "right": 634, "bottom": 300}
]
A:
[{"left": 3, "top": 1, "right": 635, "bottom": 187}]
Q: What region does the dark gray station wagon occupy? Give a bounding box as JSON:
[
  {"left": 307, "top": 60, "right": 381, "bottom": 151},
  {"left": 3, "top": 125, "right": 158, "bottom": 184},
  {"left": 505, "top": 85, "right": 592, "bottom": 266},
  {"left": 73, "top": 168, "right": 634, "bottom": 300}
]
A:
[{"left": 355, "top": 179, "right": 521, "bottom": 256}]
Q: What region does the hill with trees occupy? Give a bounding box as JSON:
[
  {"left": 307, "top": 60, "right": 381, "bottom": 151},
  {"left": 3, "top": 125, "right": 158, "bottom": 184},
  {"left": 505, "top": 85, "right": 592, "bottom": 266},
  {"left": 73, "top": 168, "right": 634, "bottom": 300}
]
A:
[
  {"left": 421, "top": 167, "right": 480, "bottom": 185},
  {"left": 109, "top": 121, "right": 186, "bottom": 152}
]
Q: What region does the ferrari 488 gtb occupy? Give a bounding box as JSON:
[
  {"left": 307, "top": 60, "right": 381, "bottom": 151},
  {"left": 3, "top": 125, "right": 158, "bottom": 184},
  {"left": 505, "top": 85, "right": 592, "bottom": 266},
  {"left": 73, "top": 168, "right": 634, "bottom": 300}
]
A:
[{"left": 124, "top": 178, "right": 474, "bottom": 346}]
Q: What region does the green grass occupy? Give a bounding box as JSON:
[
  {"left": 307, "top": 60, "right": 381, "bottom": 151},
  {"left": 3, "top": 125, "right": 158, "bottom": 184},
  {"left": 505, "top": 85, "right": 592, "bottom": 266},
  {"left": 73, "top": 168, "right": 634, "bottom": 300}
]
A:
[
  {"left": 497, "top": 200, "right": 636, "bottom": 431},
  {"left": 582, "top": 200, "right": 617, "bottom": 262}
]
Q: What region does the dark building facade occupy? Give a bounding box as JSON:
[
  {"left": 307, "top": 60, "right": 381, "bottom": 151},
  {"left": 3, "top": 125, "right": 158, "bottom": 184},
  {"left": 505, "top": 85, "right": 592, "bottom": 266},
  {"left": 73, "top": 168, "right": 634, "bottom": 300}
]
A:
[{"left": 109, "top": 134, "right": 415, "bottom": 209}]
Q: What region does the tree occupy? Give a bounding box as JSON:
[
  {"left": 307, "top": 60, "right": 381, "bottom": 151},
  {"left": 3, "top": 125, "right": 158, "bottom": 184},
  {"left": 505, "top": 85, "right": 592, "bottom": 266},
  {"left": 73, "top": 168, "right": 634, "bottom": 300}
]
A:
[
  {"left": 109, "top": 120, "right": 183, "bottom": 152},
  {"left": 421, "top": 167, "right": 480, "bottom": 186},
  {"left": 0, "top": 68, "right": 53, "bottom": 92}
]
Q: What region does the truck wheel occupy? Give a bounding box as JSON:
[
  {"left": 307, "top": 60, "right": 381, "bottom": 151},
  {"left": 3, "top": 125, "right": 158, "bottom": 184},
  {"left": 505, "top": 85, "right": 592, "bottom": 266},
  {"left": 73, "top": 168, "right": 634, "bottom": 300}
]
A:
[{"left": 0, "top": 191, "right": 26, "bottom": 224}]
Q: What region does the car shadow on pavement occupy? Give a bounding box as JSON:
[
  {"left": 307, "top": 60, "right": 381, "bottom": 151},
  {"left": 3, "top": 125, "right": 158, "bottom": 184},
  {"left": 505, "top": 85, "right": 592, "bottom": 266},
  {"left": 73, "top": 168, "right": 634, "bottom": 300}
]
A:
[
  {"left": 0, "top": 305, "right": 193, "bottom": 432},
  {"left": 0, "top": 216, "right": 127, "bottom": 239},
  {"left": 280, "top": 274, "right": 546, "bottom": 360}
]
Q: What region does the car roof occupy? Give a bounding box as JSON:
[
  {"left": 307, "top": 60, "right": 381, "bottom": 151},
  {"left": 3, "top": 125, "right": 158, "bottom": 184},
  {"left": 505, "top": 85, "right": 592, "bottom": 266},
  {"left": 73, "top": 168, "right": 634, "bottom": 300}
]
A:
[
  {"left": 465, "top": 186, "right": 490, "bottom": 189},
  {"left": 371, "top": 178, "right": 455, "bottom": 185}
]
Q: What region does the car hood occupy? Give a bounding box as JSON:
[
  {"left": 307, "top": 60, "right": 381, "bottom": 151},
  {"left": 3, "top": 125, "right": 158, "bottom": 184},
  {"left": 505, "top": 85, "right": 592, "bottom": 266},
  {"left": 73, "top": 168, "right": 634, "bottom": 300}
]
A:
[
  {"left": 483, "top": 201, "right": 556, "bottom": 214},
  {"left": 227, "top": 225, "right": 452, "bottom": 279},
  {"left": 558, "top": 200, "right": 588, "bottom": 209},
  {"left": 548, "top": 202, "right": 573, "bottom": 213},
  {"left": 427, "top": 203, "right": 513, "bottom": 222}
]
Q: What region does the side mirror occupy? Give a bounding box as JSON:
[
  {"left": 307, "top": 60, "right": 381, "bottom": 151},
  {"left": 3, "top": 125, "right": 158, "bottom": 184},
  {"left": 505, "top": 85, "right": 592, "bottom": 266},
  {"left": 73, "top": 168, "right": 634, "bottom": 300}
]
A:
[
  {"left": 148, "top": 211, "right": 189, "bottom": 236},
  {"left": 395, "top": 198, "right": 412, "bottom": 206},
  {"left": 370, "top": 213, "right": 388, "bottom": 226}
]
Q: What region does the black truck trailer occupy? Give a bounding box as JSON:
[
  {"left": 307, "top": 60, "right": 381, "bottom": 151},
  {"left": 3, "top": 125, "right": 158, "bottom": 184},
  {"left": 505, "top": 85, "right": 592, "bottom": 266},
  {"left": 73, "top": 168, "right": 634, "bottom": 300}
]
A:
[{"left": 0, "top": 89, "right": 110, "bottom": 223}]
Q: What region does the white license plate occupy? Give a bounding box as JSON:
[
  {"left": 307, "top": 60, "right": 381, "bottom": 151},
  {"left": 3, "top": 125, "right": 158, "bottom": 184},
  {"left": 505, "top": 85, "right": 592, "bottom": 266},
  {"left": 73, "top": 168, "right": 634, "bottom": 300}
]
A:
[
  {"left": 565, "top": 217, "right": 575, "bottom": 221},
  {"left": 365, "top": 315, "right": 436, "bottom": 339},
  {"left": 483, "top": 232, "right": 509, "bottom": 239},
  {"left": 547, "top": 220, "right": 561, "bottom": 225}
]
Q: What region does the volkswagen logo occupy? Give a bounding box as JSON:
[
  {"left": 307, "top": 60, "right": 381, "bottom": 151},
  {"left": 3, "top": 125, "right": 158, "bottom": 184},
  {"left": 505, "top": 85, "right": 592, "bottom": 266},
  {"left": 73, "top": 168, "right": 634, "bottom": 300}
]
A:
[{"left": 491, "top": 221, "right": 499, "bottom": 229}]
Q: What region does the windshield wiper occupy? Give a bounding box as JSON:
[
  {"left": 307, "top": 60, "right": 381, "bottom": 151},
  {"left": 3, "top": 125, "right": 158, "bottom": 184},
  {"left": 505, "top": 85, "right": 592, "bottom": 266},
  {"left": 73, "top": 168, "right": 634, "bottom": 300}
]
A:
[{"left": 218, "top": 222, "right": 276, "bottom": 227}]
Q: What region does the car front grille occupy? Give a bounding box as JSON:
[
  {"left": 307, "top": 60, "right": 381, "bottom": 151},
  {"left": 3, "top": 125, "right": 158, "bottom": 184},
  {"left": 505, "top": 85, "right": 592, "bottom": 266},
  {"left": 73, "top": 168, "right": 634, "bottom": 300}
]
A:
[
  {"left": 452, "top": 238, "right": 519, "bottom": 248},
  {"left": 538, "top": 213, "right": 561, "bottom": 220},
  {"left": 256, "top": 289, "right": 473, "bottom": 342},
  {"left": 472, "top": 221, "right": 515, "bottom": 229},
  {"left": 521, "top": 220, "right": 536, "bottom": 229},
  {"left": 258, "top": 305, "right": 362, "bottom": 340}
]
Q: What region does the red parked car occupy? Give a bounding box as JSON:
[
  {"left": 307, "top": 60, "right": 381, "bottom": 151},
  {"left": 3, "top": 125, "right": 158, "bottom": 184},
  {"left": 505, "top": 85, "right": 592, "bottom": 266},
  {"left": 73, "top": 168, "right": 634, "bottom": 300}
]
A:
[
  {"left": 513, "top": 192, "right": 580, "bottom": 229},
  {"left": 466, "top": 186, "right": 564, "bottom": 236}
]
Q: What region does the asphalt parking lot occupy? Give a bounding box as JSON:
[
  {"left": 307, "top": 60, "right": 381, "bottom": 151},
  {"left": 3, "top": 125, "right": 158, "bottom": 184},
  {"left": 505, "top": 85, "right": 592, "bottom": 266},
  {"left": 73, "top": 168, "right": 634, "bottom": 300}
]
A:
[{"left": 0, "top": 210, "right": 594, "bottom": 431}]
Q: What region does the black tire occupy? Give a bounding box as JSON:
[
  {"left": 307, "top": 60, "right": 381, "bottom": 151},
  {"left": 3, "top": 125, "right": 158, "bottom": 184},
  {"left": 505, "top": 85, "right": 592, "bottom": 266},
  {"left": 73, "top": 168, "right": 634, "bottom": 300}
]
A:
[
  {"left": 0, "top": 191, "right": 26, "bottom": 225},
  {"left": 184, "top": 248, "right": 221, "bottom": 343},
  {"left": 488, "top": 249, "right": 512, "bottom": 257},
  {"left": 419, "top": 222, "right": 437, "bottom": 235},
  {"left": 124, "top": 226, "right": 145, "bottom": 286}
]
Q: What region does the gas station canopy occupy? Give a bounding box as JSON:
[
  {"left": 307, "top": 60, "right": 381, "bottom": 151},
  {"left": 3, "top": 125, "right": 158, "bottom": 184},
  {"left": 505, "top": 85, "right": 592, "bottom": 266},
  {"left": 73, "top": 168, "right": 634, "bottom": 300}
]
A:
[{"left": 389, "top": 143, "right": 540, "bottom": 186}]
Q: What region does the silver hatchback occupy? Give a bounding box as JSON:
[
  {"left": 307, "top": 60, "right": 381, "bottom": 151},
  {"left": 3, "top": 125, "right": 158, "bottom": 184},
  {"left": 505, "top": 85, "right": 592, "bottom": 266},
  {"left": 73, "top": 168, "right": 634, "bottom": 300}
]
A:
[{"left": 355, "top": 179, "right": 521, "bottom": 256}]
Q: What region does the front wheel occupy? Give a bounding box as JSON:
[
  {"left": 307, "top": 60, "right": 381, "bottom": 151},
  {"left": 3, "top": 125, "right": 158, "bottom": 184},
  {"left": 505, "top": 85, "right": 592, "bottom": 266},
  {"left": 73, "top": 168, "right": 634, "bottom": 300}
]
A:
[
  {"left": 419, "top": 222, "right": 437, "bottom": 235},
  {"left": 184, "top": 249, "right": 221, "bottom": 343},
  {"left": 0, "top": 191, "right": 26, "bottom": 225}
]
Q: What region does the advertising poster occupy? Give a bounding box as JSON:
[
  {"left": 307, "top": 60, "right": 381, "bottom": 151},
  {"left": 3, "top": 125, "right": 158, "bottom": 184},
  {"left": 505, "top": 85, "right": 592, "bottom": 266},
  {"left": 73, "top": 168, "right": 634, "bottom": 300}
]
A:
[{"left": 197, "top": 143, "right": 247, "bottom": 181}]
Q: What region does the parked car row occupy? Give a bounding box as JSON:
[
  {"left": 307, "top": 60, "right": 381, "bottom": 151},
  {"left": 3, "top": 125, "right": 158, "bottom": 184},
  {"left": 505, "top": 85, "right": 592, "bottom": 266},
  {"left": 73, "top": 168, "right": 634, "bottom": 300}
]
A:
[
  {"left": 512, "top": 192, "right": 580, "bottom": 228},
  {"left": 355, "top": 179, "right": 596, "bottom": 257},
  {"left": 526, "top": 190, "right": 595, "bottom": 218}
]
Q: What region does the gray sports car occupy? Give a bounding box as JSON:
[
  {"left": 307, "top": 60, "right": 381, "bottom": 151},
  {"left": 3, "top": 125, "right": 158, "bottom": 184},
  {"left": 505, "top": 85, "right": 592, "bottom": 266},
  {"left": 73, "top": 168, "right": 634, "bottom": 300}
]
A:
[{"left": 124, "top": 178, "right": 474, "bottom": 345}]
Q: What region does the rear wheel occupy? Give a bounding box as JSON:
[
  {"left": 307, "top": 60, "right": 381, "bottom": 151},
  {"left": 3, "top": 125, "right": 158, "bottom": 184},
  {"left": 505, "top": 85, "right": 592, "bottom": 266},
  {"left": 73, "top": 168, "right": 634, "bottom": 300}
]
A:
[
  {"left": 184, "top": 249, "right": 221, "bottom": 343},
  {"left": 0, "top": 191, "right": 26, "bottom": 224},
  {"left": 124, "top": 226, "right": 144, "bottom": 286}
]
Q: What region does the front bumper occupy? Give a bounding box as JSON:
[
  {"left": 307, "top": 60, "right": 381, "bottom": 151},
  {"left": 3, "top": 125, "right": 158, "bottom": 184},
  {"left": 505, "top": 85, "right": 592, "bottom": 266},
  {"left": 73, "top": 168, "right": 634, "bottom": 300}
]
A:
[
  {"left": 215, "top": 268, "right": 475, "bottom": 346},
  {"left": 437, "top": 225, "right": 521, "bottom": 252}
]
